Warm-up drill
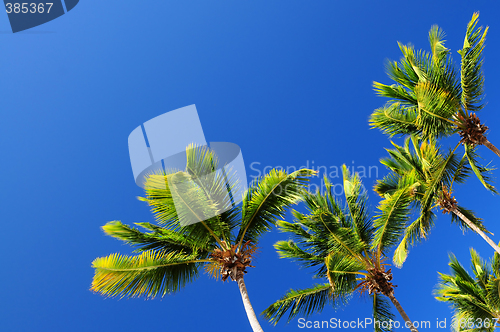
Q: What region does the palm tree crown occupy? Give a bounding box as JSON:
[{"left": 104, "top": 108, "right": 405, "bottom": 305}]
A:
[
  {"left": 370, "top": 13, "right": 500, "bottom": 158},
  {"left": 263, "top": 166, "right": 418, "bottom": 332},
  {"left": 374, "top": 136, "right": 497, "bottom": 266},
  {"left": 436, "top": 249, "right": 500, "bottom": 331},
  {"left": 90, "top": 144, "right": 315, "bottom": 331}
]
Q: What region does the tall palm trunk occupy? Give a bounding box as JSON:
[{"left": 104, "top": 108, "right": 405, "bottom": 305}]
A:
[
  {"left": 452, "top": 208, "right": 500, "bottom": 255},
  {"left": 387, "top": 292, "right": 419, "bottom": 332},
  {"left": 236, "top": 274, "right": 264, "bottom": 332},
  {"left": 483, "top": 139, "right": 500, "bottom": 159}
]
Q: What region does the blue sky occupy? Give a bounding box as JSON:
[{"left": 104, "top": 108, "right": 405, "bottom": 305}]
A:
[{"left": 2, "top": 1, "right": 500, "bottom": 331}]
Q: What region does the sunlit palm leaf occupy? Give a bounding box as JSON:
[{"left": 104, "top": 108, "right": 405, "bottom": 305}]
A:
[
  {"left": 393, "top": 210, "right": 436, "bottom": 267},
  {"left": 369, "top": 103, "right": 420, "bottom": 137},
  {"left": 264, "top": 166, "right": 404, "bottom": 326},
  {"left": 436, "top": 250, "right": 500, "bottom": 331},
  {"left": 237, "top": 168, "right": 315, "bottom": 249},
  {"left": 373, "top": 294, "right": 396, "bottom": 332},
  {"left": 102, "top": 220, "right": 212, "bottom": 255},
  {"left": 91, "top": 251, "right": 206, "bottom": 298},
  {"left": 459, "top": 12, "right": 488, "bottom": 113},
  {"left": 343, "top": 165, "right": 374, "bottom": 245},
  {"left": 372, "top": 184, "right": 414, "bottom": 255},
  {"left": 262, "top": 284, "right": 336, "bottom": 325},
  {"left": 376, "top": 136, "right": 493, "bottom": 266},
  {"left": 274, "top": 239, "right": 326, "bottom": 274},
  {"left": 464, "top": 143, "right": 497, "bottom": 194}
]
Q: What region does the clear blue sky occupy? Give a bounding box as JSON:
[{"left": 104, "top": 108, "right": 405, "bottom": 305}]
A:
[{"left": 2, "top": 1, "right": 500, "bottom": 331}]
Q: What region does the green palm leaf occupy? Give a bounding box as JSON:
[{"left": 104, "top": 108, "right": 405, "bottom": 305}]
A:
[
  {"left": 274, "top": 239, "right": 326, "bottom": 274},
  {"left": 393, "top": 210, "right": 436, "bottom": 267},
  {"left": 369, "top": 102, "right": 420, "bottom": 137},
  {"left": 343, "top": 165, "right": 374, "bottom": 245},
  {"left": 373, "top": 294, "right": 396, "bottom": 332},
  {"left": 237, "top": 168, "right": 315, "bottom": 249},
  {"left": 91, "top": 250, "right": 206, "bottom": 298},
  {"left": 436, "top": 250, "right": 500, "bottom": 331},
  {"left": 370, "top": 11, "right": 500, "bottom": 168},
  {"left": 376, "top": 136, "right": 494, "bottom": 265},
  {"left": 459, "top": 12, "right": 488, "bottom": 113},
  {"left": 262, "top": 284, "right": 336, "bottom": 325},
  {"left": 464, "top": 143, "right": 497, "bottom": 194},
  {"left": 264, "top": 166, "right": 417, "bottom": 327},
  {"left": 101, "top": 220, "right": 212, "bottom": 255},
  {"left": 372, "top": 183, "right": 414, "bottom": 255}
]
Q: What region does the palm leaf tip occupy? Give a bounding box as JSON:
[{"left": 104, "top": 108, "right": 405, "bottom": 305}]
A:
[
  {"left": 429, "top": 25, "right": 449, "bottom": 63},
  {"left": 459, "top": 12, "right": 488, "bottom": 113}
]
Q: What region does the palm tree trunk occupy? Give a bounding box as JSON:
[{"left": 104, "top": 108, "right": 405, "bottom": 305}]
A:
[
  {"left": 483, "top": 139, "right": 500, "bottom": 159},
  {"left": 236, "top": 274, "right": 264, "bottom": 332},
  {"left": 387, "top": 292, "right": 419, "bottom": 332},
  {"left": 452, "top": 207, "right": 500, "bottom": 255}
]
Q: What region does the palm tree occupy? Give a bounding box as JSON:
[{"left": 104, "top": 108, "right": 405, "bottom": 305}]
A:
[
  {"left": 90, "top": 144, "right": 315, "bottom": 332},
  {"left": 436, "top": 248, "right": 500, "bottom": 331},
  {"left": 370, "top": 13, "right": 500, "bottom": 159},
  {"left": 374, "top": 136, "right": 498, "bottom": 267},
  {"left": 262, "top": 166, "right": 419, "bottom": 332}
]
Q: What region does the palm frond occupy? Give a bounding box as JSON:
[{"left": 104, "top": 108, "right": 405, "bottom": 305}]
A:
[
  {"left": 293, "top": 174, "right": 372, "bottom": 258},
  {"left": 369, "top": 102, "right": 419, "bottom": 137},
  {"left": 262, "top": 284, "right": 337, "bottom": 325},
  {"left": 373, "top": 294, "right": 396, "bottom": 332},
  {"left": 373, "top": 82, "right": 417, "bottom": 106},
  {"left": 459, "top": 12, "right": 488, "bottom": 113},
  {"left": 342, "top": 165, "right": 374, "bottom": 245},
  {"left": 138, "top": 144, "right": 246, "bottom": 248},
  {"left": 414, "top": 81, "right": 459, "bottom": 138},
  {"left": 325, "top": 253, "right": 364, "bottom": 291},
  {"left": 102, "top": 220, "right": 212, "bottom": 255},
  {"left": 274, "top": 240, "right": 326, "bottom": 275},
  {"left": 435, "top": 251, "right": 499, "bottom": 331},
  {"left": 374, "top": 172, "right": 401, "bottom": 197},
  {"left": 464, "top": 143, "right": 497, "bottom": 194},
  {"left": 204, "top": 260, "right": 223, "bottom": 280},
  {"left": 420, "top": 146, "right": 458, "bottom": 213},
  {"left": 91, "top": 250, "right": 206, "bottom": 298},
  {"left": 450, "top": 152, "right": 472, "bottom": 186},
  {"left": 372, "top": 184, "right": 414, "bottom": 254},
  {"left": 237, "top": 168, "right": 315, "bottom": 250},
  {"left": 393, "top": 210, "right": 436, "bottom": 267},
  {"left": 429, "top": 25, "right": 449, "bottom": 66},
  {"left": 398, "top": 42, "right": 430, "bottom": 83}
]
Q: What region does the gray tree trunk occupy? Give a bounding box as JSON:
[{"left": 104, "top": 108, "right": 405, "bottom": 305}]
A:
[
  {"left": 387, "top": 292, "right": 419, "bottom": 332},
  {"left": 483, "top": 139, "right": 500, "bottom": 158},
  {"left": 236, "top": 274, "right": 264, "bottom": 332},
  {"left": 452, "top": 208, "right": 500, "bottom": 255}
]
